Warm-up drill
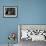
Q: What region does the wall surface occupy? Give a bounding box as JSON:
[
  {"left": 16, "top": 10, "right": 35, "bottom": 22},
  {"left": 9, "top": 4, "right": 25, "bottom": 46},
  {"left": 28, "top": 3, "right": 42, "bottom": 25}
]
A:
[
  {"left": 18, "top": 0, "right": 46, "bottom": 24},
  {"left": 0, "top": 0, "right": 46, "bottom": 45}
]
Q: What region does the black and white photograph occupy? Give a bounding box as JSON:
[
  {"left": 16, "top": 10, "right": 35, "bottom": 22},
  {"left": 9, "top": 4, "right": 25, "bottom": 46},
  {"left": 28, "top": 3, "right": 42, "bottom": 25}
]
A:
[{"left": 3, "top": 6, "right": 17, "bottom": 17}]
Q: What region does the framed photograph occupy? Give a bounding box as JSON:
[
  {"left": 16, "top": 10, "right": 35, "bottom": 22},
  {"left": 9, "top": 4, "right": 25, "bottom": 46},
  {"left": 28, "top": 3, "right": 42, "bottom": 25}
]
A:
[{"left": 3, "top": 6, "right": 17, "bottom": 17}]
